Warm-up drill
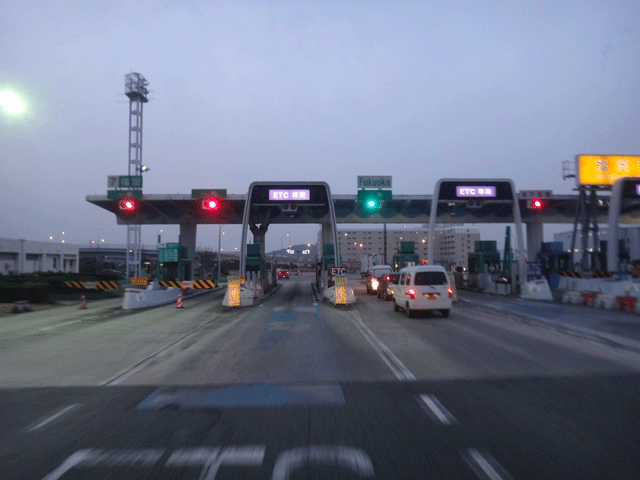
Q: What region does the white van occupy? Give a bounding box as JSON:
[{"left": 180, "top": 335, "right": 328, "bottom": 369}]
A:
[{"left": 393, "top": 265, "right": 453, "bottom": 318}]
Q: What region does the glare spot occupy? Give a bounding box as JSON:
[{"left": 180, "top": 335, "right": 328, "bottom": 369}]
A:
[{"left": 0, "top": 91, "right": 25, "bottom": 114}]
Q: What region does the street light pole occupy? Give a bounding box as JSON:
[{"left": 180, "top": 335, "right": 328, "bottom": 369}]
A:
[
  {"left": 218, "top": 225, "right": 225, "bottom": 280},
  {"left": 280, "top": 232, "right": 290, "bottom": 251}
]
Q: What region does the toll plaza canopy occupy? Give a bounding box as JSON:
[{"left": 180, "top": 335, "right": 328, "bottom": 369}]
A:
[{"left": 86, "top": 192, "right": 640, "bottom": 225}]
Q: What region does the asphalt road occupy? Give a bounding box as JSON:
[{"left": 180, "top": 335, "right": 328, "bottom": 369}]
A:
[{"left": 0, "top": 276, "right": 639, "bottom": 479}]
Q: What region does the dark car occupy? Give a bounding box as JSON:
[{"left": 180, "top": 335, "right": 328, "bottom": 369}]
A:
[
  {"left": 377, "top": 272, "right": 400, "bottom": 300},
  {"left": 278, "top": 269, "right": 289, "bottom": 279}
]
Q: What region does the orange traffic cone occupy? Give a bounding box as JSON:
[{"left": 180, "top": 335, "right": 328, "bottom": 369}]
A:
[
  {"left": 176, "top": 293, "right": 183, "bottom": 309},
  {"left": 79, "top": 295, "right": 87, "bottom": 310}
]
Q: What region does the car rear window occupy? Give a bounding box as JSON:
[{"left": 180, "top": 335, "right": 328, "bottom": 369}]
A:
[
  {"left": 387, "top": 274, "right": 400, "bottom": 284},
  {"left": 414, "top": 271, "right": 447, "bottom": 285}
]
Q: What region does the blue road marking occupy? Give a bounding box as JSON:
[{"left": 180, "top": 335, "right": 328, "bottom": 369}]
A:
[
  {"left": 136, "top": 384, "right": 345, "bottom": 408},
  {"left": 265, "top": 311, "right": 298, "bottom": 323}
]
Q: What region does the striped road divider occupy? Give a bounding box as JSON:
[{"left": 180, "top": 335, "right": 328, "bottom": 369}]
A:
[
  {"left": 63, "top": 280, "right": 119, "bottom": 290},
  {"left": 159, "top": 280, "right": 216, "bottom": 289}
]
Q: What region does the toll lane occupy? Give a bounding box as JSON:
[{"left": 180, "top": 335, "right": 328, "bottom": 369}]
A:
[
  {"left": 123, "top": 276, "right": 397, "bottom": 385},
  {"left": 352, "top": 279, "right": 640, "bottom": 382},
  {"left": 0, "top": 290, "right": 227, "bottom": 387}
]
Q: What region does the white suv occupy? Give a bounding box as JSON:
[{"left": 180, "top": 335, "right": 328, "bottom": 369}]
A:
[{"left": 393, "top": 265, "right": 453, "bottom": 318}]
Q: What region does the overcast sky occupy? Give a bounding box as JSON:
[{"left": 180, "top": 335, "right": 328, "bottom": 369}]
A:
[{"left": 2, "top": 0, "right": 639, "bottom": 252}]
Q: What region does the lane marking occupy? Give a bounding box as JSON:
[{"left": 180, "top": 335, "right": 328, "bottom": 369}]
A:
[
  {"left": 419, "top": 394, "right": 458, "bottom": 425},
  {"left": 349, "top": 310, "right": 415, "bottom": 381},
  {"left": 26, "top": 404, "right": 80, "bottom": 432},
  {"left": 462, "top": 448, "right": 513, "bottom": 480},
  {"left": 42, "top": 448, "right": 164, "bottom": 480},
  {"left": 272, "top": 446, "right": 375, "bottom": 480},
  {"left": 99, "top": 314, "right": 222, "bottom": 386},
  {"left": 40, "top": 320, "right": 81, "bottom": 331},
  {"left": 44, "top": 445, "right": 371, "bottom": 479}
]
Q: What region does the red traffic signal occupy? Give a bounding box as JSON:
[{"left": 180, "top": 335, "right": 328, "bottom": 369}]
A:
[
  {"left": 201, "top": 197, "right": 220, "bottom": 211},
  {"left": 527, "top": 198, "right": 547, "bottom": 211},
  {"left": 118, "top": 197, "right": 139, "bottom": 213}
]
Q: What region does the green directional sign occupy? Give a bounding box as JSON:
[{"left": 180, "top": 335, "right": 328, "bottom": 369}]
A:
[
  {"left": 158, "top": 243, "right": 180, "bottom": 263},
  {"left": 107, "top": 189, "right": 143, "bottom": 199},
  {"left": 357, "top": 189, "right": 392, "bottom": 201},
  {"left": 192, "top": 189, "right": 227, "bottom": 198},
  {"left": 108, "top": 175, "right": 143, "bottom": 189}
]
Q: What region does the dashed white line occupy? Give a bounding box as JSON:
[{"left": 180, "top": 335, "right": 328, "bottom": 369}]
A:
[
  {"left": 27, "top": 404, "right": 80, "bottom": 432},
  {"left": 462, "top": 448, "right": 513, "bottom": 480},
  {"left": 419, "top": 394, "right": 457, "bottom": 425},
  {"left": 40, "top": 320, "right": 81, "bottom": 331}
]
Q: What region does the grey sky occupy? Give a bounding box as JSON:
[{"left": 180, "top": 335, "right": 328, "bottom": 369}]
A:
[{"left": 2, "top": 0, "right": 639, "bottom": 252}]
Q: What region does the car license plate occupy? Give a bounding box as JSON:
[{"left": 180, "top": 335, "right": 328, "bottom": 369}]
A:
[{"left": 424, "top": 293, "right": 439, "bottom": 300}]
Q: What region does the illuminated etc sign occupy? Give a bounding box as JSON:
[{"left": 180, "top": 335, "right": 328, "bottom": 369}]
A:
[
  {"left": 269, "top": 189, "right": 310, "bottom": 201},
  {"left": 455, "top": 186, "right": 497, "bottom": 198}
]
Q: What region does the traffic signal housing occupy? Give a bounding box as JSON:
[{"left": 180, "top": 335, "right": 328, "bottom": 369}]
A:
[
  {"left": 195, "top": 194, "right": 230, "bottom": 222},
  {"left": 364, "top": 196, "right": 380, "bottom": 211},
  {"left": 527, "top": 197, "right": 547, "bottom": 211},
  {"left": 201, "top": 196, "right": 220, "bottom": 212},
  {"left": 357, "top": 190, "right": 390, "bottom": 213},
  {"left": 118, "top": 197, "right": 140, "bottom": 215}
]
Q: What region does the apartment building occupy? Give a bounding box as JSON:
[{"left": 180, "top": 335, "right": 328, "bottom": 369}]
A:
[
  {"left": 323, "top": 226, "right": 479, "bottom": 269},
  {"left": 433, "top": 228, "right": 480, "bottom": 269}
]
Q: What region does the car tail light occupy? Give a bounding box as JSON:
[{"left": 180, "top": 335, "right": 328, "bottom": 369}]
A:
[
  {"left": 407, "top": 287, "right": 416, "bottom": 299},
  {"left": 371, "top": 278, "right": 379, "bottom": 290},
  {"left": 448, "top": 287, "right": 454, "bottom": 298}
]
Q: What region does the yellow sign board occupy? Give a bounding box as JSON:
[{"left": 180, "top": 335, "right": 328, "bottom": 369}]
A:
[
  {"left": 447, "top": 273, "right": 457, "bottom": 302},
  {"left": 335, "top": 275, "right": 347, "bottom": 305},
  {"left": 578, "top": 154, "right": 640, "bottom": 186},
  {"left": 227, "top": 276, "right": 241, "bottom": 307}
]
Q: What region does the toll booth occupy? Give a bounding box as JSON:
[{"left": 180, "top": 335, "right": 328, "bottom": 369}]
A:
[
  {"left": 536, "top": 242, "right": 571, "bottom": 288},
  {"left": 429, "top": 179, "right": 526, "bottom": 294},
  {"left": 239, "top": 182, "right": 341, "bottom": 301},
  {"left": 245, "top": 244, "right": 263, "bottom": 272},
  {"left": 318, "top": 243, "right": 336, "bottom": 289},
  {"left": 392, "top": 241, "right": 419, "bottom": 271},
  {"left": 467, "top": 241, "right": 501, "bottom": 289}
]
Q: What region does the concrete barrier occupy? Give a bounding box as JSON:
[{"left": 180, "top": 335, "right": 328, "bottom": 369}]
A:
[
  {"left": 222, "top": 285, "right": 259, "bottom": 307},
  {"left": 595, "top": 294, "right": 617, "bottom": 309},
  {"left": 580, "top": 292, "right": 598, "bottom": 306},
  {"left": 561, "top": 291, "right": 581, "bottom": 304},
  {"left": 323, "top": 285, "right": 357, "bottom": 305},
  {"left": 520, "top": 279, "right": 553, "bottom": 301},
  {"left": 122, "top": 282, "right": 180, "bottom": 310},
  {"left": 616, "top": 296, "right": 638, "bottom": 312}
]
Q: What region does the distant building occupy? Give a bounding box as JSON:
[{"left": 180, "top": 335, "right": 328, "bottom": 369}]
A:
[
  {"left": 324, "top": 226, "right": 479, "bottom": 270},
  {"left": 0, "top": 238, "right": 79, "bottom": 275},
  {"left": 433, "top": 228, "right": 481, "bottom": 270}
]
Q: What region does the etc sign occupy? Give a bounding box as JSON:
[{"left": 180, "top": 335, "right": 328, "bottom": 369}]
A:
[{"left": 455, "top": 186, "right": 497, "bottom": 198}]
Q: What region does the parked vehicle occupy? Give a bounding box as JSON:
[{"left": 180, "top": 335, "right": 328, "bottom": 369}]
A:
[
  {"left": 377, "top": 272, "right": 400, "bottom": 300},
  {"left": 393, "top": 265, "right": 453, "bottom": 317}
]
